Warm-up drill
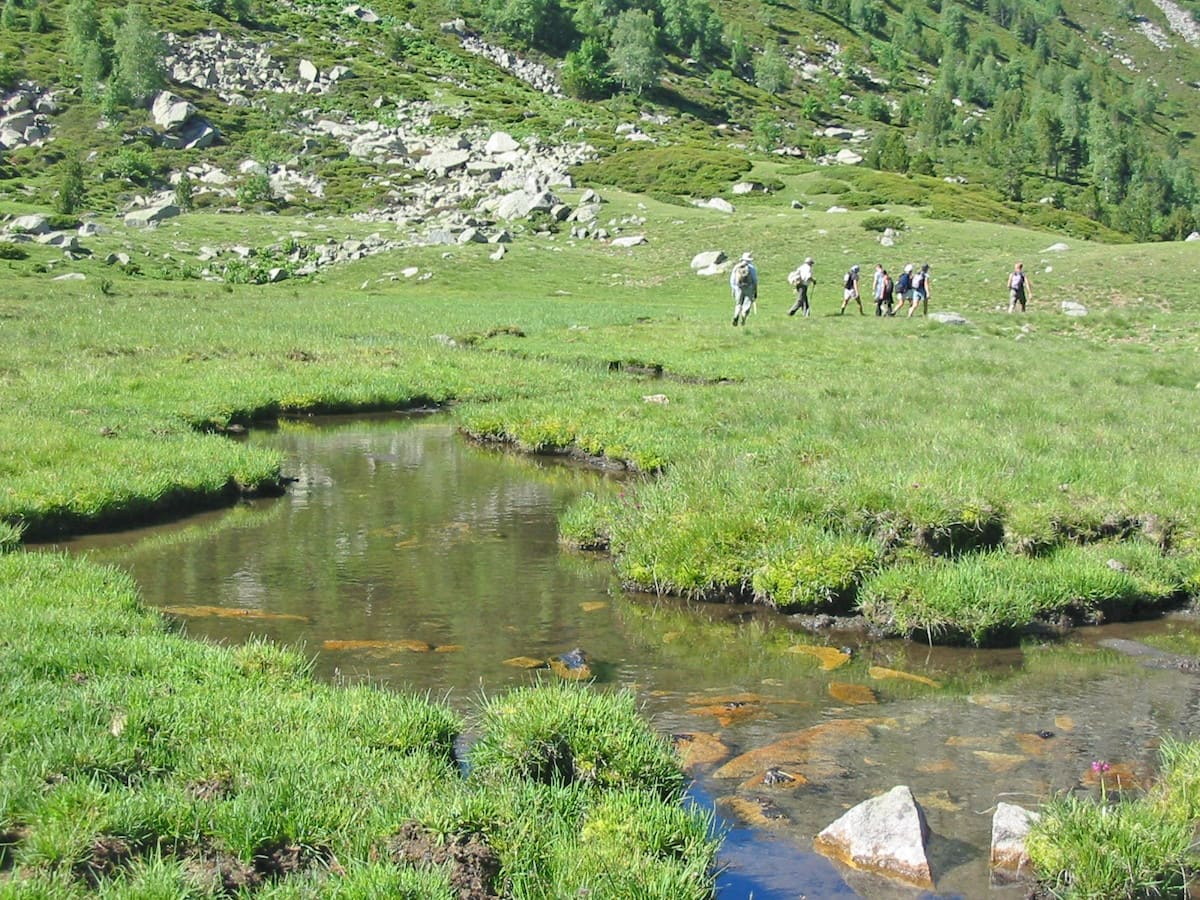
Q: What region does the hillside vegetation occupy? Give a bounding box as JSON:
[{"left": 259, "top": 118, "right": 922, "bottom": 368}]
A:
[{"left": 0, "top": 0, "right": 1197, "bottom": 239}]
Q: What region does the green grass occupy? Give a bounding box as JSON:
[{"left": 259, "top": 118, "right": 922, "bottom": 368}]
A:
[
  {"left": 1028, "top": 738, "right": 1200, "bottom": 898},
  {"left": 0, "top": 552, "right": 717, "bottom": 897}
]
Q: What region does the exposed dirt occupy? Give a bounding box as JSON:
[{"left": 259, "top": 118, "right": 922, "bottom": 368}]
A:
[
  {"left": 75, "top": 836, "right": 135, "bottom": 888},
  {"left": 389, "top": 821, "right": 501, "bottom": 899},
  {"left": 0, "top": 827, "right": 25, "bottom": 871},
  {"left": 184, "top": 849, "right": 262, "bottom": 895}
]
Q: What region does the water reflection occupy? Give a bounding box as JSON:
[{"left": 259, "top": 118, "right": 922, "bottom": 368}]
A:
[{"left": 42, "top": 414, "right": 1200, "bottom": 899}]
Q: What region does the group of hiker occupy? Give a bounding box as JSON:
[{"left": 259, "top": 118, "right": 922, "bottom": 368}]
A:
[{"left": 728, "top": 253, "right": 1034, "bottom": 324}]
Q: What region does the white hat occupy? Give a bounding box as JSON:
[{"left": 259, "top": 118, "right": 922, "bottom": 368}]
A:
[
  {"left": 904, "top": 263, "right": 913, "bottom": 273},
  {"left": 805, "top": 257, "right": 814, "bottom": 264},
  {"left": 740, "top": 252, "right": 753, "bottom": 261}
]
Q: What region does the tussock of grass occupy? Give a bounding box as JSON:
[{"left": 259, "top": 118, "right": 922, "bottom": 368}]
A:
[
  {"left": 1028, "top": 739, "right": 1200, "bottom": 898},
  {"left": 751, "top": 528, "right": 880, "bottom": 613},
  {"left": 470, "top": 683, "right": 687, "bottom": 800}
]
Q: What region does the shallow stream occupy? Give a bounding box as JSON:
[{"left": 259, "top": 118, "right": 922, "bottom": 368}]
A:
[{"left": 42, "top": 415, "right": 1200, "bottom": 899}]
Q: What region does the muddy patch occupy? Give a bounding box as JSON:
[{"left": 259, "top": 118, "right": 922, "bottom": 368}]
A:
[
  {"left": 390, "top": 821, "right": 501, "bottom": 899},
  {"left": 0, "top": 827, "right": 25, "bottom": 871}
]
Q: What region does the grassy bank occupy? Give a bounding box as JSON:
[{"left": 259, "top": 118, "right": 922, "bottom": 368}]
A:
[
  {"left": 0, "top": 551, "right": 718, "bottom": 897},
  {"left": 1027, "top": 740, "right": 1200, "bottom": 898}
]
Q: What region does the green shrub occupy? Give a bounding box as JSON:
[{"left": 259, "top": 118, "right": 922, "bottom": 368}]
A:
[
  {"left": 102, "top": 146, "right": 162, "bottom": 186},
  {"left": 46, "top": 214, "right": 81, "bottom": 231},
  {"left": 860, "top": 213, "right": 906, "bottom": 232},
  {"left": 236, "top": 173, "right": 275, "bottom": 207},
  {"left": 0, "top": 241, "right": 28, "bottom": 260},
  {"left": 571, "top": 146, "right": 751, "bottom": 197}
]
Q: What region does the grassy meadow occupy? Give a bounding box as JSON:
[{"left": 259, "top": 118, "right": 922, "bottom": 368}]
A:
[{"left": 3, "top": 168, "right": 1200, "bottom": 894}]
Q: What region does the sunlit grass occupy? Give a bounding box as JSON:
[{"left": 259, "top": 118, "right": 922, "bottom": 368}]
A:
[
  {"left": 1028, "top": 738, "right": 1200, "bottom": 898},
  {"left": 0, "top": 553, "right": 714, "bottom": 896}
]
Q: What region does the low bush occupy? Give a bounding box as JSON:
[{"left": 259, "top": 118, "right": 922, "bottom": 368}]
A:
[
  {"left": 0, "top": 240, "right": 28, "bottom": 259},
  {"left": 861, "top": 213, "right": 906, "bottom": 232},
  {"left": 858, "top": 541, "right": 1191, "bottom": 644},
  {"left": 571, "top": 146, "right": 751, "bottom": 197},
  {"left": 751, "top": 527, "right": 879, "bottom": 613}
]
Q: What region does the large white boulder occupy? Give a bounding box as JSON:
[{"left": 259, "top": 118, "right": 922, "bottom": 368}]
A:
[
  {"left": 124, "top": 204, "right": 181, "bottom": 228},
  {"left": 813, "top": 785, "right": 933, "bottom": 889},
  {"left": 691, "top": 250, "right": 726, "bottom": 270},
  {"left": 151, "top": 92, "right": 196, "bottom": 131},
  {"left": 485, "top": 131, "right": 521, "bottom": 155}
]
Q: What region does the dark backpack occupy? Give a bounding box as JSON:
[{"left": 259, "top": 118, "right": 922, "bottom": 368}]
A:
[
  {"left": 897, "top": 272, "right": 911, "bottom": 293},
  {"left": 845, "top": 271, "right": 856, "bottom": 290},
  {"left": 734, "top": 262, "right": 753, "bottom": 289},
  {"left": 881, "top": 276, "right": 893, "bottom": 300}
]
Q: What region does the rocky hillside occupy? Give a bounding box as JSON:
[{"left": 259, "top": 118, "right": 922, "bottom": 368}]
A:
[{"left": 0, "top": 0, "right": 1197, "bottom": 265}]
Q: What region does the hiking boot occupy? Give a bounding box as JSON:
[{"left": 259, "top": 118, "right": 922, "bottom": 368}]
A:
[{"left": 732, "top": 315, "right": 739, "bottom": 326}]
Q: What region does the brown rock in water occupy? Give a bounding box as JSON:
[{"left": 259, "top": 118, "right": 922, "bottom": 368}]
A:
[
  {"left": 868, "top": 666, "right": 941, "bottom": 688},
  {"left": 549, "top": 648, "right": 592, "bottom": 680},
  {"left": 973, "top": 751, "right": 1027, "bottom": 774},
  {"left": 787, "top": 645, "right": 851, "bottom": 670},
  {"left": 673, "top": 732, "right": 731, "bottom": 769},
  {"left": 813, "top": 785, "right": 933, "bottom": 889},
  {"left": 1081, "top": 761, "right": 1147, "bottom": 793},
  {"left": 164, "top": 605, "right": 309, "bottom": 622},
  {"left": 503, "top": 656, "right": 548, "bottom": 669},
  {"left": 718, "top": 795, "right": 791, "bottom": 828},
  {"left": 828, "top": 682, "right": 878, "bottom": 705},
  {"left": 739, "top": 766, "right": 808, "bottom": 790},
  {"left": 322, "top": 639, "right": 432, "bottom": 652},
  {"left": 1014, "top": 731, "right": 1060, "bottom": 756},
  {"left": 688, "top": 701, "right": 773, "bottom": 728},
  {"left": 713, "top": 719, "right": 878, "bottom": 780}
]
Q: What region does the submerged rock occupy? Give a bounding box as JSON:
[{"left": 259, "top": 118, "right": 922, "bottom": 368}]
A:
[{"left": 549, "top": 647, "right": 592, "bottom": 680}]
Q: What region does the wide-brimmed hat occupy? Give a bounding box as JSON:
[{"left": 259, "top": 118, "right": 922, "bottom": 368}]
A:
[
  {"left": 805, "top": 257, "right": 814, "bottom": 264},
  {"left": 850, "top": 264, "right": 860, "bottom": 273},
  {"left": 904, "top": 263, "right": 913, "bottom": 273},
  {"left": 740, "top": 252, "right": 754, "bottom": 261}
]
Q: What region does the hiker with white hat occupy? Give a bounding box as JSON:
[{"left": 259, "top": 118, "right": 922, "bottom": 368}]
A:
[
  {"left": 729, "top": 252, "right": 758, "bottom": 326},
  {"left": 787, "top": 256, "right": 816, "bottom": 317},
  {"left": 840, "top": 264, "right": 863, "bottom": 315},
  {"left": 908, "top": 263, "right": 930, "bottom": 317}
]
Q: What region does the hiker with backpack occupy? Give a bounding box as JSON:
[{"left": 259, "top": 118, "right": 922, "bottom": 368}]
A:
[
  {"left": 874, "top": 265, "right": 894, "bottom": 316},
  {"left": 908, "top": 263, "right": 930, "bottom": 318},
  {"left": 894, "top": 264, "right": 914, "bottom": 316},
  {"left": 730, "top": 252, "right": 758, "bottom": 326},
  {"left": 840, "top": 264, "right": 863, "bottom": 315},
  {"left": 1007, "top": 261, "right": 1031, "bottom": 312},
  {"left": 787, "top": 257, "right": 816, "bottom": 317}
]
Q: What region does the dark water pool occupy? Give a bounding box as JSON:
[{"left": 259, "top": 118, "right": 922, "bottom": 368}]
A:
[{"left": 41, "top": 415, "right": 1200, "bottom": 899}]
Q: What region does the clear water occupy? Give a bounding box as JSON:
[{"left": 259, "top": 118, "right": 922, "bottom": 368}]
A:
[{"left": 42, "top": 415, "right": 1200, "bottom": 899}]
